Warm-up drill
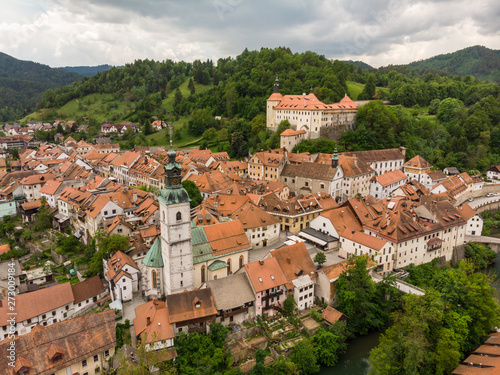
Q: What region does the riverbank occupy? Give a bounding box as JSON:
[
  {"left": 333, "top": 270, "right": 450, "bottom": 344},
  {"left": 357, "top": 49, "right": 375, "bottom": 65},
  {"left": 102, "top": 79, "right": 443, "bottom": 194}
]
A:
[{"left": 319, "top": 330, "right": 383, "bottom": 375}]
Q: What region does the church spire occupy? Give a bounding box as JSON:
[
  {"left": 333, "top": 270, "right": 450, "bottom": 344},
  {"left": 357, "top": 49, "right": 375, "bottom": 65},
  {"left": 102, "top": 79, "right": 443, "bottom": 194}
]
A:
[
  {"left": 332, "top": 148, "right": 339, "bottom": 168},
  {"left": 158, "top": 124, "right": 190, "bottom": 205},
  {"left": 274, "top": 75, "right": 280, "bottom": 93}
]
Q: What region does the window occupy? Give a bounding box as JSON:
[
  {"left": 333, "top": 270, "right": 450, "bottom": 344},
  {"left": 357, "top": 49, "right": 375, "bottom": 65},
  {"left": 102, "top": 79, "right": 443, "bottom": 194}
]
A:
[
  {"left": 239, "top": 255, "right": 244, "bottom": 268},
  {"left": 152, "top": 270, "right": 158, "bottom": 289},
  {"left": 104, "top": 350, "right": 110, "bottom": 357},
  {"left": 112, "top": 209, "right": 116, "bottom": 214},
  {"left": 82, "top": 359, "right": 87, "bottom": 367},
  {"left": 176, "top": 211, "right": 182, "bottom": 221},
  {"left": 104, "top": 211, "right": 108, "bottom": 216},
  {"left": 201, "top": 266, "right": 206, "bottom": 283},
  {"left": 94, "top": 354, "right": 99, "bottom": 362}
]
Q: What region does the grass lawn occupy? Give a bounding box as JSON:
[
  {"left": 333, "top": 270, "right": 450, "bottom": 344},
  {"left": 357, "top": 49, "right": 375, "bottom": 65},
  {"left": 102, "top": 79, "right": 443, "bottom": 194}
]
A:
[
  {"left": 20, "top": 78, "right": 213, "bottom": 126},
  {"left": 346, "top": 81, "right": 390, "bottom": 100},
  {"left": 346, "top": 81, "right": 364, "bottom": 100}
]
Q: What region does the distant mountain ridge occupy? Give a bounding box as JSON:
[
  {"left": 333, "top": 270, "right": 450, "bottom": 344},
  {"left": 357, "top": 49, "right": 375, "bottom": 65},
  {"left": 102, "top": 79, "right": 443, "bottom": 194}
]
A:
[
  {"left": 342, "top": 60, "right": 373, "bottom": 70},
  {"left": 0, "top": 52, "right": 82, "bottom": 121},
  {"left": 57, "top": 64, "right": 116, "bottom": 77},
  {"left": 407, "top": 45, "right": 500, "bottom": 81}
]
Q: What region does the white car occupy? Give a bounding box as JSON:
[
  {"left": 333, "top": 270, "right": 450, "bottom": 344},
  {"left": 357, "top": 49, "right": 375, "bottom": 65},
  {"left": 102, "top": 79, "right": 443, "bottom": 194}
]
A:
[{"left": 486, "top": 193, "right": 495, "bottom": 197}]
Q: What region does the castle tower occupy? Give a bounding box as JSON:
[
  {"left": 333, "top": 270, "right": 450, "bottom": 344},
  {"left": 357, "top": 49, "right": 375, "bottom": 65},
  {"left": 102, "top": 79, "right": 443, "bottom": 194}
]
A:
[
  {"left": 157, "top": 129, "right": 194, "bottom": 295},
  {"left": 266, "top": 76, "right": 283, "bottom": 131}
]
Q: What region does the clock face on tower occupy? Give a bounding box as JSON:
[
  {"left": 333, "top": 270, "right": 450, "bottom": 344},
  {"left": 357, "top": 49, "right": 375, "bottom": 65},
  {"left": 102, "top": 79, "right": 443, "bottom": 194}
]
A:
[{"left": 172, "top": 177, "right": 180, "bottom": 186}]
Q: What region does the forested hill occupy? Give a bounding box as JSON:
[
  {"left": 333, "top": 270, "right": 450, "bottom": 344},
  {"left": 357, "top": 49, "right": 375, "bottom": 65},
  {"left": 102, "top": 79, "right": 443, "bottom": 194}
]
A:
[
  {"left": 381, "top": 46, "right": 500, "bottom": 82},
  {"left": 57, "top": 64, "right": 115, "bottom": 77},
  {"left": 35, "top": 47, "right": 361, "bottom": 125},
  {"left": 0, "top": 52, "right": 82, "bottom": 121}
]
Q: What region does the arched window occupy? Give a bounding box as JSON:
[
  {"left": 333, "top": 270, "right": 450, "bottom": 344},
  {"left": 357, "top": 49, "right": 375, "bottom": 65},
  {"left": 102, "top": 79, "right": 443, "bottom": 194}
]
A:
[
  {"left": 201, "top": 265, "right": 206, "bottom": 283},
  {"left": 162, "top": 211, "right": 165, "bottom": 222},
  {"left": 176, "top": 211, "right": 182, "bottom": 221},
  {"left": 239, "top": 255, "right": 244, "bottom": 268},
  {"left": 152, "top": 270, "right": 158, "bottom": 289},
  {"left": 227, "top": 259, "right": 232, "bottom": 276}
]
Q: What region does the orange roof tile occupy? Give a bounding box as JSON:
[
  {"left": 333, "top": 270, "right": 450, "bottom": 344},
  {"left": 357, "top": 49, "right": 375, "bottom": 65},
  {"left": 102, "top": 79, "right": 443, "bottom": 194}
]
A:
[
  {"left": 20, "top": 172, "right": 55, "bottom": 185},
  {"left": 0, "top": 283, "right": 74, "bottom": 325},
  {"left": 166, "top": 289, "right": 217, "bottom": 323},
  {"left": 457, "top": 203, "right": 478, "bottom": 221},
  {"left": 322, "top": 305, "right": 346, "bottom": 324},
  {"left": 134, "top": 299, "right": 174, "bottom": 343},
  {"left": 374, "top": 169, "right": 408, "bottom": 187},
  {"left": 203, "top": 220, "right": 251, "bottom": 255},
  {"left": 280, "top": 129, "right": 306, "bottom": 136},
  {"left": 270, "top": 242, "right": 316, "bottom": 282},
  {"left": 404, "top": 155, "right": 432, "bottom": 169},
  {"left": 39, "top": 179, "right": 63, "bottom": 195},
  {"left": 340, "top": 230, "right": 387, "bottom": 251},
  {"left": 244, "top": 258, "right": 288, "bottom": 293}
]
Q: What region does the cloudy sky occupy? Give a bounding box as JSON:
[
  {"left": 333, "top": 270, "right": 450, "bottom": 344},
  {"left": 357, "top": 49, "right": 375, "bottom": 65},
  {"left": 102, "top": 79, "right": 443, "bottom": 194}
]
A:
[{"left": 1, "top": 0, "right": 499, "bottom": 68}]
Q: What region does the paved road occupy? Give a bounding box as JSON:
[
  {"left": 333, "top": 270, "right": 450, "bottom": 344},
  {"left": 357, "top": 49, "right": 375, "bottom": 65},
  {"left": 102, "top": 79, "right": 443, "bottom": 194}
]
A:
[
  {"left": 467, "top": 195, "right": 500, "bottom": 209},
  {"left": 249, "top": 231, "right": 344, "bottom": 267}
]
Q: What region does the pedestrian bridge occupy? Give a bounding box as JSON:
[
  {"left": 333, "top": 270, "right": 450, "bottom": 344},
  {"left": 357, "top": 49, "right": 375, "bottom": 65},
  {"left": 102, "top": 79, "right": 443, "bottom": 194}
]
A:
[
  {"left": 465, "top": 235, "right": 500, "bottom": 253},
  {"left": 371, "top": 273, "right": 425, "bottom": 295}
]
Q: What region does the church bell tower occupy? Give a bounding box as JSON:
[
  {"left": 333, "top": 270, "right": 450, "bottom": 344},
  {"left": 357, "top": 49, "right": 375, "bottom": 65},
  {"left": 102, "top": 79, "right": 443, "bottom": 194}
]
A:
[{"left": 157, "top": 126, "right": 194, "bottom": 295}]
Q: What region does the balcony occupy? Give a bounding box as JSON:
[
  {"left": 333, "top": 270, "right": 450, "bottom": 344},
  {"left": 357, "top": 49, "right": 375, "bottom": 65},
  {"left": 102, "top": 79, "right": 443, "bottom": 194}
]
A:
[
  {"left": 261, "top": 289, "right": 284, "bottom": 303},
  {"left": 427, "top": 237, "right": 443, "bottom": 251}
]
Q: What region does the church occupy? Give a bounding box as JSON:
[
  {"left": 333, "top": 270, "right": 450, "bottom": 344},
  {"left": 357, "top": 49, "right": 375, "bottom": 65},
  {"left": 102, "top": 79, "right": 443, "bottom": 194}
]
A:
[
  {"left": 141, "top": 141, "right": 251, "bottom": 299},
  {"left": 266, "top": 77, "right": 358, "bottom": 140}
]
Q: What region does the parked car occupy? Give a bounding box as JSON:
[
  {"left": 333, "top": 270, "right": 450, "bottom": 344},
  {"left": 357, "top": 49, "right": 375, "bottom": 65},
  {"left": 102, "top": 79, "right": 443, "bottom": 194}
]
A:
[
  {"left": 468, "top": 198, "right": 474, "bottom": 202},
  {"left": 486, "top": 193, "right": 495, "bottom": 197}
]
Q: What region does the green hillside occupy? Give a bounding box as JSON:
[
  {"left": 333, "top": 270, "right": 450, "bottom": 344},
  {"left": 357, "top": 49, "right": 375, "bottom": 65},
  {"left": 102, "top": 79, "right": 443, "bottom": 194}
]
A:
[
  {"left": 405, "top": 46, "right": 500, "bottom": 82},
  {"left": 0, "top": 52, "right": 82, "bottom": 121}
]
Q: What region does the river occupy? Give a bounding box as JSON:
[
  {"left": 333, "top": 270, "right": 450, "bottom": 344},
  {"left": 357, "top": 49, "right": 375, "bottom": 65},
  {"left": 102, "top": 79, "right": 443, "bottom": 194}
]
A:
[{"left": 320, "top": 252, "right": 500, "bottom": 375}]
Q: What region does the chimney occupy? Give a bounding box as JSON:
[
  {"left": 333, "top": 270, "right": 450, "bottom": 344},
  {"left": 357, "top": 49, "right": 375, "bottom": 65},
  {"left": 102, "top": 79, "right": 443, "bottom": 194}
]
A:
[
  {"left": 133, "top": 193, "right": 138, "bottom": 203},
  {"left": 287, "top": 256, "right": 291, "bottom": 264},
  {"left": 259, "top": 260, "right": 264, "bottom": 266},
  {"left": 387, "top": 217, "right": 390, "bottom": 226}
]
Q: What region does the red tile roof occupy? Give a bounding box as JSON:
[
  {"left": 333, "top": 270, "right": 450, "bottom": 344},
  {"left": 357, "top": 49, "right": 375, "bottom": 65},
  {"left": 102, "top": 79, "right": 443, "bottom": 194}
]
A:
[
  {"left": 404, "top": 155, "right": 432, "bottom": 169},
  {"left": 244, "top": 258, "right": 288, "bottom": 293}
]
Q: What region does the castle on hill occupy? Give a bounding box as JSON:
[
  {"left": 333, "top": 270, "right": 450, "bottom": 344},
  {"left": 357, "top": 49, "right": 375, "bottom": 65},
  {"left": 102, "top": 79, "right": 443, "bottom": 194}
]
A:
[{"left": 266, "top": 77, "right": 358, "bottom": 140}]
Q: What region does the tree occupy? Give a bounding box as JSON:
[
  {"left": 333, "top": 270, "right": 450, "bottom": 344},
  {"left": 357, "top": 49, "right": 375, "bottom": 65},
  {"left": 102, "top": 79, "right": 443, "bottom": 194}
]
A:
[
  {"left": 188, "top": 78, "right": 196, "bottom": 95},
  {"left": 34, "top": 202, "right": 53, "bottom": 232},
  {"left": 85, "top": 234, "right": 130, "bottom": 278},
  {"left": 230, "top": 131, "right": 248, "bottom": 159},
  {"left": 289, "top": 339, "right": 320, "bottom": 375},
  {"left": 143, "top": 120, "right": 153, "bottom": 135},
  {"left": 283, "top": 294, "right": 296, "bottom": 316},
  {"left": 429, "top": 98, "right": 440, "bottom": 115},
  {"left": 464, "top": 241, "right": 497, "bottom": 269},
  {"left": 173, "top": 88, "right": 183, "bottom": 108},
  {"left": 182, "top": 180, "right": 203, "bottom": 208},
  {"left": 437, "top": 98, "right": 464, "bottom": 123},
  {"left": 251, "top": 349, "right": 268, "bottom": 375},
  {"left": 313, "top": 252, "right": 326, "bottom": 267},
  {"left": 336, "top": 255, "right": 383, "bottom": 335},
  {"left": 311, "top": 327, "right": 345, "bottom": 367},
  {"left": 358, "top": 74, "right": 376, "bottom": 100},
  {"left": 208, "top": 322, "right": 228, "bottom": 348}
]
